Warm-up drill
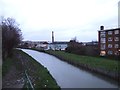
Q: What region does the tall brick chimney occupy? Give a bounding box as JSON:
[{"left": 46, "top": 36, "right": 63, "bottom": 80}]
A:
[{"left": 52, "top": 31, "right": 54, "bottom": 43}]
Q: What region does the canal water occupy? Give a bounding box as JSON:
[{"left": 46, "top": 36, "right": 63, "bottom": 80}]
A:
[{"left": 22, "top": 49, "right": 118, "bottom": 88}]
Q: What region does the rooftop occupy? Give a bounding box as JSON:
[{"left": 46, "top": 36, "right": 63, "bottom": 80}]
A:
[
  {"left": 98, "top": 27, "right": 120, "bottom": 32},
  {"left": 50, "top": 41, "right": 69, "bottom": 44}
]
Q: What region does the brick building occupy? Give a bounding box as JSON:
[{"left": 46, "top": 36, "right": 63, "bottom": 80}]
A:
[{"left": 98, "top": 26, "right": 120, "bottom": 56}]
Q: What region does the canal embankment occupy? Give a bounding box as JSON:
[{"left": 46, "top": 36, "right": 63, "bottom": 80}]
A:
[
  {"left": 2, "top": 49, "right": 60, "bottom": 89},
  {"left": 44, "top": 50, "right": 119, "bottom": 82}
]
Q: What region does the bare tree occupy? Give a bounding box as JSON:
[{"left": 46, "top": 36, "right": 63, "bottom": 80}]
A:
[{"left": 1, "top": 17, "right": 23, "bottom": 60}]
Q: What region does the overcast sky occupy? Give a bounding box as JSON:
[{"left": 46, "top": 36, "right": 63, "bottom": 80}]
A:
[{"left": 0, "top": 0, "right": 119, "bottom": 42}]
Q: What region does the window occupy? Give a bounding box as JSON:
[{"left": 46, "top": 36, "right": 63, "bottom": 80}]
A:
[
  {"left": 108, "top": 31, "right": 113, "bottom": 35},
  {"left": 114, "top": 37, "right": 119, "bottom": 41},
  {"left": 108, "top": 37, "right": 112, "bottom": 41},
  {"left": 100, "top": 33, "right": 105, "bottom": 37},
  {"left": 100, "top": 31, "right": 105, "bottom": 34},
  {"left": 101, "top": 38, "right": 106, "bottom": 43},
  {"left": 108, "top": 44, "right": 112, "bottom": 48},
  {"left": 100, "top": 51, "right": 106, "bottom": 56},
  {"left": 115, "top": 51, "right": 119, "bottom": 55},
  {"left": 107, "top": 51, "right": 113, "bottom": 55},
  {"left": 101, "top": 44, "right": 105, "bottom": 50},
  {"left": 114, "top": 30, "right": 119, "bottom": 34},
  {"left": 114, "top": 44, "right": 119, "bottom": 48}
]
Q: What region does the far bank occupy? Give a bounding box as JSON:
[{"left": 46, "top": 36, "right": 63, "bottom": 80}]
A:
[{"left": 44, "top": 50, "right": 119, "bottom": 81}]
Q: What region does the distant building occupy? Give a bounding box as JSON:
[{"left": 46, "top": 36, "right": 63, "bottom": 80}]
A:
[
  {"left": 47, "top": 31, "right": 68, "bottom": 50},
  {"left": 21, "top": 41, "right": 48, "bottom": 49},
  {"left": 20, "top": 41, "right": 34, "bottom": 48},
  {"left": 82, "top": 41, "right": 98, "bottom": 46},
  {"left": 98, "top": 26, "right": 120, "bottom": 56},
  {"left": 35, "top": 41, "right": 48, "bottom": 50},
  {"left": 48, "top": 42, "right": 68, "bottom": 50}
]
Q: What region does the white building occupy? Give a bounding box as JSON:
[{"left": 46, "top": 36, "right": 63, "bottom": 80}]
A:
[{"left": 48, "top": 42, "right": 68, "bottom": 50}]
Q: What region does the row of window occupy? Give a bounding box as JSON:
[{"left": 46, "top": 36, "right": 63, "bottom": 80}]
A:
[
  {"left": 108, "top": 37, "right": 119, "bottom": 41},
  {"left": 108, "top": 44, "right": 119, "bottom": 48},
  {"left": 107, "top": 50, "right": 119, "bottom": 55},
  {"left": 100, "top": 37, "right": 119, "bottom": 43},
  {"left": 100, "top": 50, "right": 119, "bottom": 56},
  {"left": 101, "top": 44, "right": 119, "bottom": 50},
  {"left": 108, "top": 30, "right": 119, "bottom": 35},
  {"left": 100, "top": 30, "right": 119, "bottom": 36}
]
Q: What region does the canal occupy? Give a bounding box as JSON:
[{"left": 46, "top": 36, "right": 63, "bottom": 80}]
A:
[{"left": 22, "top": 49, "right": 118, "bottom": 88}]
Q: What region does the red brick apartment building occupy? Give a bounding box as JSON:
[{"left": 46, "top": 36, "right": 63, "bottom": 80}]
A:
[{"left": 98, "top": 26, "right": 120, "bottom": 56}]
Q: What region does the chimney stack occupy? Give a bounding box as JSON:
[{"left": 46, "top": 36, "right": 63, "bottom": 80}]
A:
[
  {"left": 100, "top": 26, "right": 104, "bottom": 30},
  {"left": 52, "top": 31, "right": 54, "bottom": 43}
]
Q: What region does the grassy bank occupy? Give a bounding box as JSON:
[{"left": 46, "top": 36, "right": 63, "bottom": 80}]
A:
[
  {"left": 45, "top": 50, "right": 119, "bottom": 80},
  {"left": 2, "top": 49, "right": 60, "bottom": 89},
  {"left": 17, "top": 49, "right": 60, "bottom": 89},
  {"left": 2, "top": 51, "right": 24, "bottom": 88},
  {"left": 2, "top": 57, "right": 13, "bottom": 76}
]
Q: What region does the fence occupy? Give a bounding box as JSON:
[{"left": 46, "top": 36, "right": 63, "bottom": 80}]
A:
[{"left": 24, "top": 70, "right": 34, "bottom": 90}]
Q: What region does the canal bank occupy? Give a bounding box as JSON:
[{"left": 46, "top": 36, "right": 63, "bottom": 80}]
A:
[
  {"left": 2, "top": 49, "right": 60, "bottom": 89},
  {"left": 45, "top": 50, "right": 119, "bottom": 82},
  {"left": 22, "top": 49, "right": 118, "bottom": 88}
]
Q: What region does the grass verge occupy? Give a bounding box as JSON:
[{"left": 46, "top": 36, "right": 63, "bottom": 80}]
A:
[
  {"left": 15, "top": 49, "right": 60, "bottom": 89},
  {"left": 46, "top": 51, "right": 119, "bottom": 72},
  {"left": 2, "top": 57, "right": 13, "bottom": 76}
]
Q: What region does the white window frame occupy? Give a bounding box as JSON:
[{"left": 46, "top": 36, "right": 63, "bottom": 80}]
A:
[
  {"left": 108, "top": 44, "right": 112, "bottom": 48},
  {"left": 100, "top": 31, "right": 105, "bottom": 34},
  {"left": 108, "top": 37, "right": 112, "bottom": 41},
  {"left": 100, "top": 33, "right": 105, "bottom": 37},
  {"left": 101, "top": 38, "right": 106, "bottom": 43},
  {"left": 115, "top": 51, "right": 119, "bottom": 55},
  {"left": 114, "top": 30, "right": 119, "bottom": 34},
  {"left": 108, "top": 31, "right": 113, "bottom": 35},
  {"left": 107, "top": 51, "right": 113, "bottom": 55},
  {"left": 114, "top": 44, "right": 119, "bottom": 48},
  {"left": 101, "top": 44, "right": 106, "bottom": 50},
  {"left": 114, "top": 37, "right": 119, "bottom": 41}
]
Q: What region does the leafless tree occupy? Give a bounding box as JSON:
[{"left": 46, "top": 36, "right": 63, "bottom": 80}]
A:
[{"left": 1, "top": 17, "right": 23, "bottom": 60}]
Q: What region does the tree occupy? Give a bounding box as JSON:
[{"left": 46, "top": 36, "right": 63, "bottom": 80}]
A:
[
  {"left": 1, "top": 17, "right": 23, "bottom": 60},
  {"left": 71, "top": 36, "right": 77, "bottom": 42},
  {"left": 65, "top": 39, "right": 86, "bottom": 55}
]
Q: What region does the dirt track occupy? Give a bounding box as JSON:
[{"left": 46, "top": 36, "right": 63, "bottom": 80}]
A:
[
  {"left": 2, "top": 52, "right": 24, "bottom": 89},
  {"left": 2, "top": 65, "right": 24, "bottom": 88}
]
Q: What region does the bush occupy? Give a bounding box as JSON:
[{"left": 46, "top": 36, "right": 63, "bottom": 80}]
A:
[
  {"left": 66, "top": 45, "right": 86, "bottom": 55},
  {"left": 65, "top": 40, "right": 99, "bottom": 56}
]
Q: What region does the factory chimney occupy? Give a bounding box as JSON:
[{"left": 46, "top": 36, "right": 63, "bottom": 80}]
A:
[{"left": 52, "top": 31, "right": 54, "bottom": 43}]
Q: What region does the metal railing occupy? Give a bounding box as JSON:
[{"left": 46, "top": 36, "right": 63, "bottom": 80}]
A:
[{"left": 24, "top": 70, "right": 34, "bottom": 90}]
